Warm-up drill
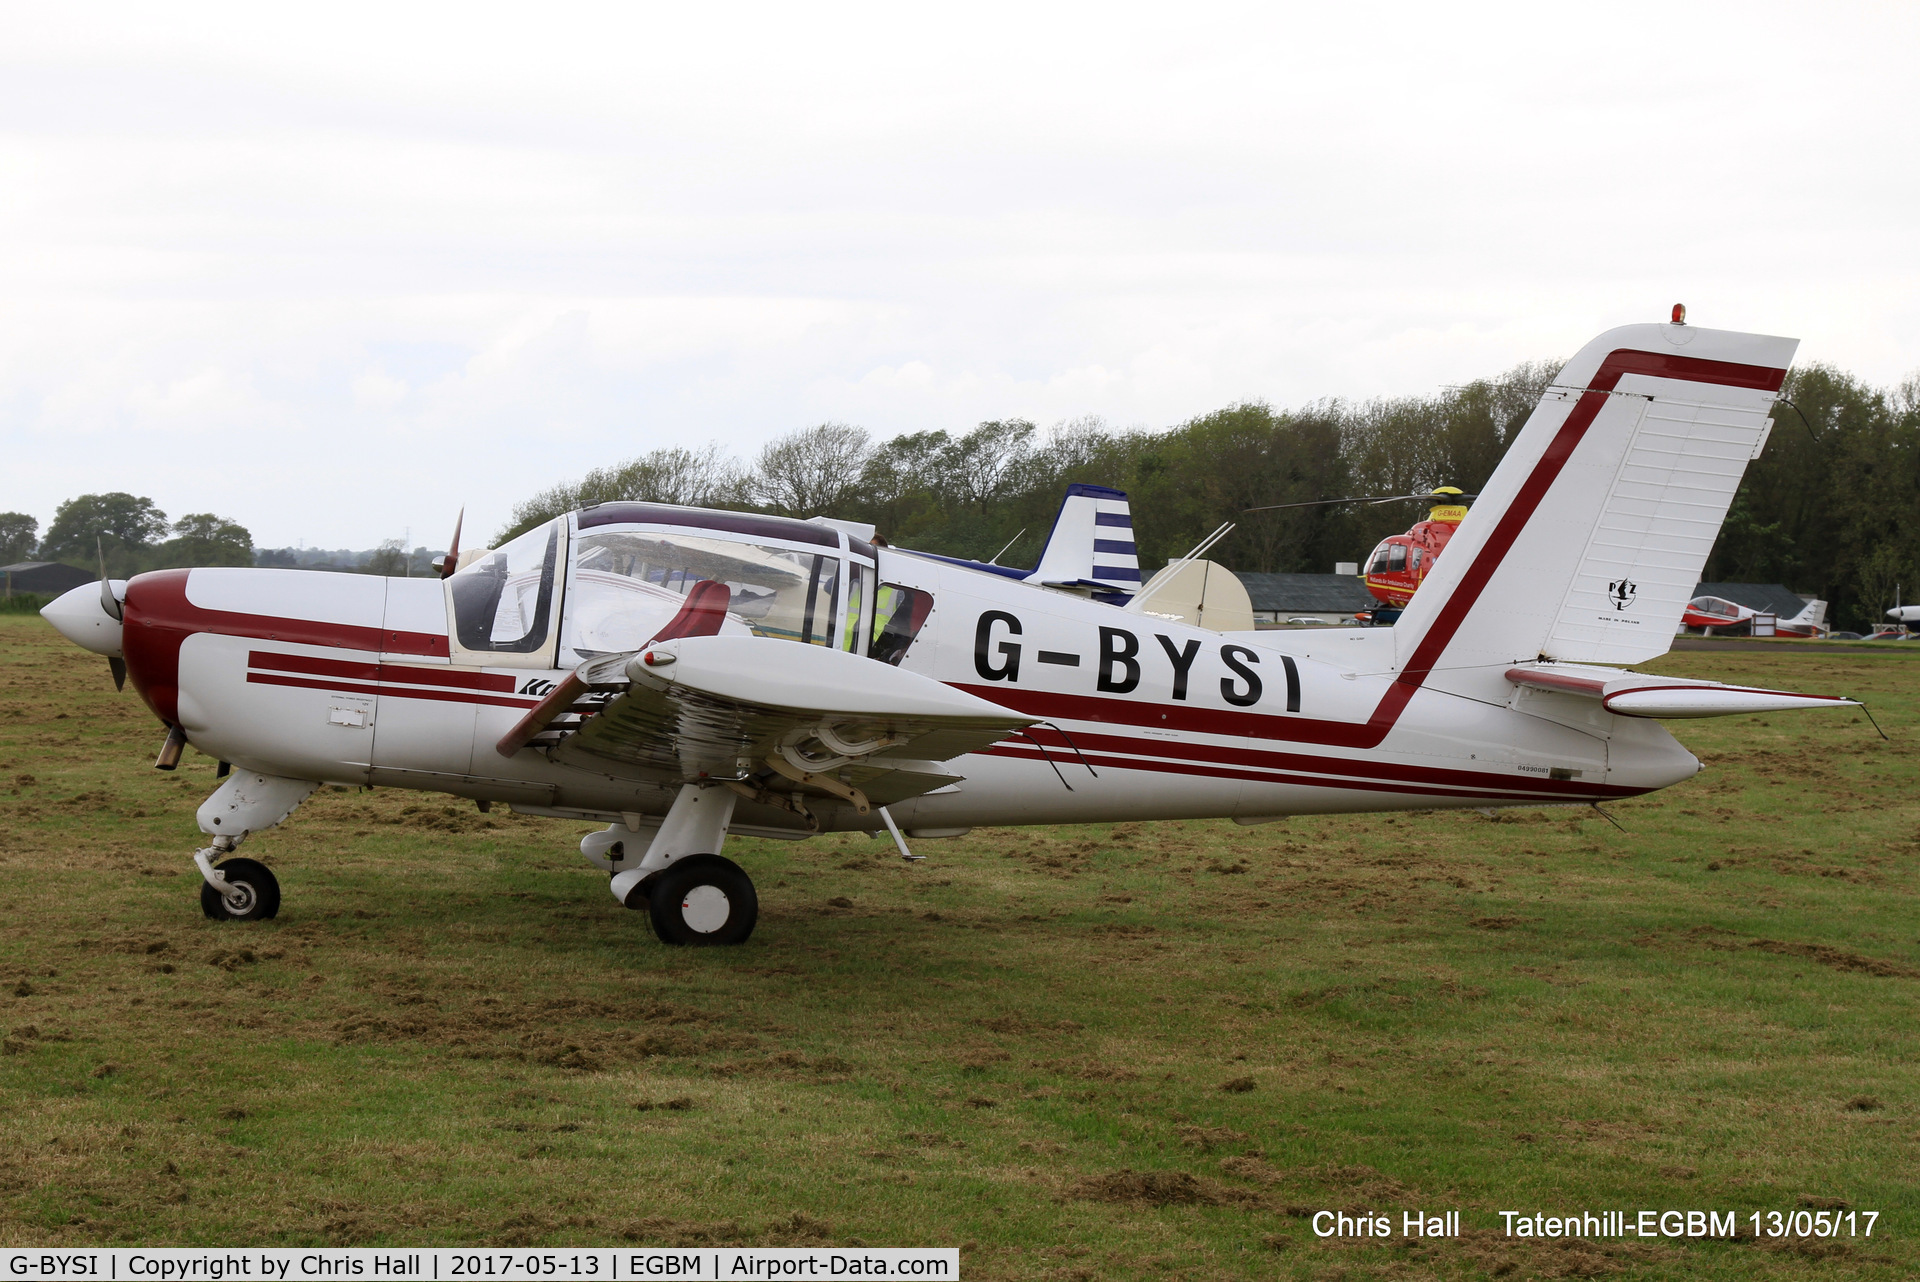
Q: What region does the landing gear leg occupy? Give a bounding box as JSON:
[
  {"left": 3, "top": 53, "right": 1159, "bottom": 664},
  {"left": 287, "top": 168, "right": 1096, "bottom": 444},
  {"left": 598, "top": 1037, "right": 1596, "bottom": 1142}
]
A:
[
  {"left": 189, "top": 770, "right": 316, "bottom": 922},
  {"left": 607, "top": 785, "right": 756, "bottom": 946}
]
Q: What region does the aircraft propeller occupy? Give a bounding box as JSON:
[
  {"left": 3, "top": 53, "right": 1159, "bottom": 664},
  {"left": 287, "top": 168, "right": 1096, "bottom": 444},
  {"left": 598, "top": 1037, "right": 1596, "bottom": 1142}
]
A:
[
  {"left": 96, "top": 536, "right": 122, "bottom": 622},
  {"left": 438, "top": 508, "right": 465, "bottom": 578},
  {"left": 96, "top": 536, "right": 126, "bottom": 691}
]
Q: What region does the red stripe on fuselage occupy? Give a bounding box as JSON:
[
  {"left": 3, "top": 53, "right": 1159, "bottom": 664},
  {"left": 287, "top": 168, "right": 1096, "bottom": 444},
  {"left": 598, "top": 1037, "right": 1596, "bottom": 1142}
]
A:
[
  {"left": 121, "top": 568, "right": 451, "bottom": 726},
  {"left": 978, "top": 744, "right": 1643, "bottom": 804},
  {"left": 1015, "top": 721, "right": 1639, "bottom": 798},
  {"left": 245, "top": 671, "right": 535, "bottom": 710},
  {"left": 247, "top": 649, "right": 515, "bottom": 692}
]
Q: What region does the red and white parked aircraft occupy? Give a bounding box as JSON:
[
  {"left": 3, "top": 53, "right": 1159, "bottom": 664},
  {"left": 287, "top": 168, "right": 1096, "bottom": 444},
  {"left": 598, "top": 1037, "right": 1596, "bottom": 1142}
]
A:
[
  {"left": 1680, "top": 594, "right": 1828, "bottom": 637},
  {"left": 42, "top": 319, "right": 1861, "bottom": 945}
]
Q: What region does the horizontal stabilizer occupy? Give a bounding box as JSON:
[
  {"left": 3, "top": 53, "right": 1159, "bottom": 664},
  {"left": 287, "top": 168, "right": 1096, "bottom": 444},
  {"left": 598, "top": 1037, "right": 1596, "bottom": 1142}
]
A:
[{"left": 1506, "top": 662, "right": 1857, "bottom": 720}]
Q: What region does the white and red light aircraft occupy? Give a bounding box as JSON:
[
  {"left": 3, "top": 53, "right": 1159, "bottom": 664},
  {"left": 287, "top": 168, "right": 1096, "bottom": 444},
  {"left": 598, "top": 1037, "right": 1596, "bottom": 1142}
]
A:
[
  {"left": 1680, "top": 594, "right": 1829, "bottom": 637},
  {"left": 42, "top": 319, "right": 1862, "bottom": 945}
]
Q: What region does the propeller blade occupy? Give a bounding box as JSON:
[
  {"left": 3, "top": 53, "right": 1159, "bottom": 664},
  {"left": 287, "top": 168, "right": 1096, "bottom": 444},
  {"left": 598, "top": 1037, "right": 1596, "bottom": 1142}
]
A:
[
  {"left": 439, "top": 507, "right": 465, "bottom": 578},
  {"left": 108, "top": 657, "right": 127, "bottom": 691},
  {"left": 96, "top": 536, "right": 122, "bottom": 621}
]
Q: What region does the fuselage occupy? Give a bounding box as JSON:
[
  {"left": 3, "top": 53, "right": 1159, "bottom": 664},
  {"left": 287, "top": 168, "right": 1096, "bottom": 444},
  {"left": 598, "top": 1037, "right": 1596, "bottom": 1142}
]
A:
[{"left": 89, "top": 504, "right": 1698, "bottom": 836}]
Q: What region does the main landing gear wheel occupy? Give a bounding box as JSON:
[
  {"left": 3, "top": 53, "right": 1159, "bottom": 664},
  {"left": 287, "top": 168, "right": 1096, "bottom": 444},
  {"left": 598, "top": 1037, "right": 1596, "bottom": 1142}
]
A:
[
  {"left": 647, "top": 855, "right": 757, "bottom": 946},
  {"left": 199, "top": 857, "right": 281, "bottom": 922}
]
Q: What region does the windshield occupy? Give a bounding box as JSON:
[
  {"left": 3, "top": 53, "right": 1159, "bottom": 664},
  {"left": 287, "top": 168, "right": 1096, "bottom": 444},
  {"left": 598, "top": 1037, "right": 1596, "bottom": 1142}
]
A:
[
  {"left": 563, "top": 527, "right": 845, "bottom": 661},
  {"left": 449, "top": 521, "right": 559, "bottom": 653}
]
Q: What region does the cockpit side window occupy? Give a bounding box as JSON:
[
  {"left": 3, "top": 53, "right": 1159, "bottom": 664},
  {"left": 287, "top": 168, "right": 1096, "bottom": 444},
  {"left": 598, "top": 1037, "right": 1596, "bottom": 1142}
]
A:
[
  {"left": 449, "top": 521, "right": 559, "bottom": 654},
  {"left": 839, "top": 563, "right": 872, "bottom": 653},
  {"left": 561, "top": 527, "right": 846, "bottom": 662},
  {"left": 870, "top": 584, "right": 933, "bottom": 666}
]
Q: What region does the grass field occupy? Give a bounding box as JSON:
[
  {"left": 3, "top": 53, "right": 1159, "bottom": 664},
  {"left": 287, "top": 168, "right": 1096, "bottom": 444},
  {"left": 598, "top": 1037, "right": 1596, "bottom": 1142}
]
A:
[{"left": 2, "top": 612, "right": 1918, "bottom": 1279}]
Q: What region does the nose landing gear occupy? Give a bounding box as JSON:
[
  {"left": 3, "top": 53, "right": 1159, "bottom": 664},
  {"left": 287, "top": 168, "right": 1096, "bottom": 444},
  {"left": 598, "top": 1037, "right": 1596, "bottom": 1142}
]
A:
[{"left": 188, "top": 770, "right": 316, "bottom": 922}]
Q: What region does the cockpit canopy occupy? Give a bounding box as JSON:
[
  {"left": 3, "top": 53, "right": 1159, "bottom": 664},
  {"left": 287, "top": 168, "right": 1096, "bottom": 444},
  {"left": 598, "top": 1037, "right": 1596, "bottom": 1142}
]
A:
[
  {"left": 1687, "top": 595, "right": 1744, "bottom": 620},
  {"left": 445, "top": 503, "right": 932, "bottom": 669}
]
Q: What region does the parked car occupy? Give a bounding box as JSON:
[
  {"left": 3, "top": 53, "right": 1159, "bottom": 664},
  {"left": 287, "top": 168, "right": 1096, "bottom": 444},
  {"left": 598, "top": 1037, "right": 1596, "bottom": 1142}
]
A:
[
  {"left": 1829, "top": 631, "right": 1864, "bottom": 640},
  {"left": 1862, "top": 629, "right": 1906, "bottom": 641}
]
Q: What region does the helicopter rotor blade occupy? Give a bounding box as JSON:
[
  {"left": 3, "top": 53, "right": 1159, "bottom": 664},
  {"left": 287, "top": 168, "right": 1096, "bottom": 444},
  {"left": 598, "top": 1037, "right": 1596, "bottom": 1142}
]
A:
[{"left": 1242, "top": 492, "right": 1477, "bottom": 515}]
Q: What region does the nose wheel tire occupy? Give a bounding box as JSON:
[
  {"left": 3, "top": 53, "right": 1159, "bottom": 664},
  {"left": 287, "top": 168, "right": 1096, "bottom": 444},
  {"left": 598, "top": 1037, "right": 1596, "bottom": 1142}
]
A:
[
  {"left": 646, "top": 855, "right": 757, "bottom": 946},
  {"left": 199, "top": 857, "right": 281, "bottom": 922}
]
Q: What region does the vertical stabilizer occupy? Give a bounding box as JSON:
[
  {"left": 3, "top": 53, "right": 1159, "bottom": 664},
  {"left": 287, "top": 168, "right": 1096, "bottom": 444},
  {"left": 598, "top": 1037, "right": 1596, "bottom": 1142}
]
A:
[
  {"left": 1788, "top": 598, "right": 1827, "bottom": 630},
  {"left": 1025, "top": 483, "right": 1141, "bottom": 602},
  {"left": 1391, "top": 322, "right": 1797, "bottom": 695}
]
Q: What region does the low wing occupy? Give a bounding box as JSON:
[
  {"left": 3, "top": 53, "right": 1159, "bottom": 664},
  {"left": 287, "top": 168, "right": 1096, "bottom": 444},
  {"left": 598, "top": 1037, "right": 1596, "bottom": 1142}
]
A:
[
  {"left": 501, "top": 635, "right": 1034, "bottom": 814},
  {"left": 1507, "top": 662, "right": 1858, "bottom": 719}
]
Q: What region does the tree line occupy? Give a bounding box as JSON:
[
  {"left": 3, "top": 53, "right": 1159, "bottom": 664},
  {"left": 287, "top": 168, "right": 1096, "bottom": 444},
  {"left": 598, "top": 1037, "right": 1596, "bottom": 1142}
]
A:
[
  {"left": 0, "top": 494, "right": 440, "bottom": 581},
  {"left": 12, "top": 357, "right": 1914, "bottom": 631},
  {"left": 1699, "top": 364, "right": 1920, "bottom": 629},
  {"left": 500, "top": 358, "right": 1918, "bottom": 632},
  {"left": 501, "top": 363, "right": 1564, "bottom": 590},
  {"left": 0, "top": 494, "right": 255, "bottom": 577}
]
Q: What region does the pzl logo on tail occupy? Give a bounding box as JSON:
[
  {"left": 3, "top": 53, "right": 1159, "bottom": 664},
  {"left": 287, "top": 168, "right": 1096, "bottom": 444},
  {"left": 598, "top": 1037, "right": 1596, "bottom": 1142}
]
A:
[{"left": 1608, "top": 579, "right": 1638, "bottom": 610}]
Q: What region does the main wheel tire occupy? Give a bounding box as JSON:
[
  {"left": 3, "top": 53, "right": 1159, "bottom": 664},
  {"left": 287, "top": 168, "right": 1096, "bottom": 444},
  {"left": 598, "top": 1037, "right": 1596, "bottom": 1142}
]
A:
[
  {"left": 646, "top": 855, "right": 757, "bottom": 946},
  {"left": 199, "top": 857, "right": 281, "bottom": 922}
]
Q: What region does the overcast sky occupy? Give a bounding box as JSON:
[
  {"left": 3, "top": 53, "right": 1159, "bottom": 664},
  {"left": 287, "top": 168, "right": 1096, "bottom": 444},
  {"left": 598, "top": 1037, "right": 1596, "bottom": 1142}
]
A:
[{"left": 4, "top": 2, "right": 1917, "bottom": 549}]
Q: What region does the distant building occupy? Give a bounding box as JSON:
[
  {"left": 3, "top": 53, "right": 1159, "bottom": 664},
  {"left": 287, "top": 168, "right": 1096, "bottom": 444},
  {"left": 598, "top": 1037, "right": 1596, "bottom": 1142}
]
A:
[
  {"left": 1, "top": 562, "right": 95, "bottom": 596},
  {"left": 1234, "top": 571, "right": 1377, "bottom": 625}
]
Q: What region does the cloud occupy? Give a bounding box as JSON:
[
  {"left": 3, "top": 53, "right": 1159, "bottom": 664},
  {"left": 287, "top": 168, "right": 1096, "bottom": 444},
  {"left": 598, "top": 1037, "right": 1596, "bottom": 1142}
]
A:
[{"left": 2, "top": 2, "right": 1918, "bottom": 544}]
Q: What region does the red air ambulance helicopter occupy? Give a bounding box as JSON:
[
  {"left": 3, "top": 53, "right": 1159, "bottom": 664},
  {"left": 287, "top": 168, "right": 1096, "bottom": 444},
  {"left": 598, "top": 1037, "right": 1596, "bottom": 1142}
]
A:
[
  {"left": 1243, "top": 487, "right": 1474, "bottom": 622},
  {"left": 1358, "top": 488, "right": 1472, "bottom": 607},
  {"left": 39, "top": 317, "right": 1864, "bottom": 948}
]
